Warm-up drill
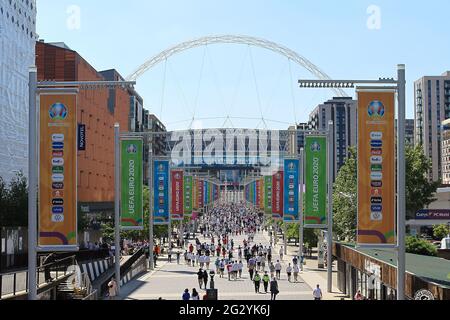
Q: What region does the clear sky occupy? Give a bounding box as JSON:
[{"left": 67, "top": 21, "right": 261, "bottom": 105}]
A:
[{"left": 36, "top": 0, "right": 450, "bottom": 130}]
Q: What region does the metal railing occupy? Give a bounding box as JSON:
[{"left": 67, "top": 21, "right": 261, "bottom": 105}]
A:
[{"left": 0, "top": 255, "right": 76, "bottom": 300}]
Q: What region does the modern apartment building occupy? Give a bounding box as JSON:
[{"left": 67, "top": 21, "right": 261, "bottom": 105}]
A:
[
  {"left": 35, "top": 41, "right": 146, "bottom": 217},
  {"left": 0, "top": 0, "right": 37, "bottom": 181},
  {"left": 442, "top": 119, "right": 450, "bottom": 185},
  {"left": 414, "top": 71, "right": 450, "bottom": 182},
  {"left": 309, "top": 97, "right": 357, "bottom": 181},
  {"left": 395, "top": 119, "right": 415, "bottom": 145}
]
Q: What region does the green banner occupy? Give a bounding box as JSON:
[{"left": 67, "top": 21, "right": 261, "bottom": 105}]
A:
[
  {"left": 184, "top": 176, "right": 193, "bottom": 215},
  {"left": 120, "top": 139, "right": 144, "bottom": 230},
  {"left": 305, "top": 136, "right": 327, "bottom": 227},
  {"left": 264, "top": 176, "right": 272, "bottom": 214}
]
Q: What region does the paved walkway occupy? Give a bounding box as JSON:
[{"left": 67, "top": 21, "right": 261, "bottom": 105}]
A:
[{"left": 120, "top": 231, "right": 314, "bottom": 300}]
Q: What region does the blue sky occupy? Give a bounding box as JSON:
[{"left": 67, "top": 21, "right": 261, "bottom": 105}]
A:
[{"left": 36, "top": 0, "right": 450, "bottom": 130}]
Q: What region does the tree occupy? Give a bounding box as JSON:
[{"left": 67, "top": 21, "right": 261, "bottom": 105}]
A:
[
  {"left": 406, "top": 236, "right": 437, "bottom": 257},
  {"left": 333, "top": 147, "right": 357, "bottom": 242},
  {"left": 0, "top": 172, "right": 28, "bottom": 227},
  {"left": 405, "top": 145, "right": 439, "bottom": 219},
  {"left": 433, "top": 224, "right": 450, "bottom": 240}
]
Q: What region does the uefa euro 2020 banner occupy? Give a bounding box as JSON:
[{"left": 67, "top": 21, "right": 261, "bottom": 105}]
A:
[
  {"left": 283, "top": 159, "right": 300, "bottom": 223},
  {"left": 264, "top": 176, "right": 272, "bottom": 214},
  {"left": 272, "top": 171, "right": 283, "bottom": 220},
  {"left": 171, "top": 170, "right": 184, "bottom": 221},
  {"left": 184, "top": 175, "right": 193, "bottom": 216},
  {"left": 154, "top": 160, "right": 170, "bottom": 225},
  {"left": 304, "top": 136, "right": 327, "bottom": 227},
  {"left": 120, "top": 139, "right": 144, "bottom": 230},
  {"left": 357, "top": 90, "right": 396, "bottom": 246},
  {"left": 38, "top": 93, "right": 78, "bottom": 250}
]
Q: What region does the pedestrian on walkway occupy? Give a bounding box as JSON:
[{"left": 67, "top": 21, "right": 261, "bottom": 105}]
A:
[
  {"left": 238, "top": 260, "right": 243, "bottom": 278},
  {"left": 269, "top": 262, "right": 275, "bottom": 279},
  {"left": 286, "top": 263, "right": 293, "bottom": 282},
  {"left": 275, "top": 260, "right": 282, "bottom": 280},
  {"left": 197, "top": 269, "right": 204, "bottom": 289},
  {"left": 253, "top": 272, "right": 261, "bottom": 293},
  {"left": 279, "top": 246, "right": 284, "bottom": 261},
  {"left": 270, "top": 277, "right": 279, "bottom": 301},
  {"left": 192, "top": 288, "right": 200, "bottom": 300},
  {"left": 248, "top": 261, "right": 255, "bottom": 281},
  {"left": 219, "top": 259, "right": 225, "bottom": 278},
  {"left": 176, "top": 251, "right": 181, "bottom": 264},
  {"left": 262, "top": 272, "right": 270, "bottom": 293},
  {"left": 313, "top": 284, "right": 323, "bottom": 300},
  {"left": 107, "top": 278, "right": 118, "bottom": 300},
  {"left": 293, "top": 263, "right": 300, "bottom": 282},
  {"left": 168, "top": 248, "right": 172, "bottom": 263},
  {"left": 182, "top": 289, "right": 190, "bottom": 301},
  {"left": 203, "top": 270, "right": 209, "bottom": 289}
]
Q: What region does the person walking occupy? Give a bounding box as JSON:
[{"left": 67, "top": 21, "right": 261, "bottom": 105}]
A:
[
  {"left": 182, "top": 289, "right": 190, "bottom": 301},
  {"left": 203, "top": 270, "right": 209, "bottom": 289},
  {"left": 191, "top": 288, "right": 200, "bottom": 300},
  {"left": 270, "top": 277, "right": 279, "bottom": 300},
  {"left": 269, "top": 262, "right": 275, "bottom": 279},
  {"left": 253, "top": 272, "right": 261, "bottom": 293},
  {"left": 107, "top": 278, "right": 118, "bottom": 300},
  {"left": 286, "top": 263, "right": 293, "bottom": 283},
  {"left": 293, "top": 263, "right": 300, "bottom": 282},
  {"left": 313, "top": 284, "right": 323, "bottom": 300},
  {"left": 197, "top": 269, "right": 204, "bottom": 289},
  {"left": 275, "top": 260, "right": 282, "bottom": 280},
  {"left": 168, "top": 248, "right": 172, "bottom": 263},
  {"left": 219, "top": 259, "right": 225, "bottom": 278},
  {"left": 279, "top": 246, "right": 284, "bottom": 261},
  {"left": 262, "top": 272, "right": 270, "bottom": 293},
  {"left": 238, "top": 260, "right": 243, "bottom": 279},
  {"left": 248, "top": 261, "right": 255, "bottom": 281}
]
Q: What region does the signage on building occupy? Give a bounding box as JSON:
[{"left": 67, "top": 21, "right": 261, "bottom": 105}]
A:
[
  {"left": 357, "top": 90, "right": 396, "bottom": 246},
  {"left": 38, "top": 93, "right": 78, "bottom": 250},
  {"left": 304, "top": 136, "right": 327, "bottom": 227},
  {"left": 283, "top": 159, "right": 299, "bottom": 223},
  {"left": 264, "top": 176, "right": 273, "bottom": 214},
  {"left": 153, "top": 160, "right": 169, "bottom": 225},
  {"left": 171, "top": 170, "right": 184, "bottom": 221},
  {"left": 120, "top": 138, "right": 144, "bottom": 230},
  {"left": 77, "top": 124, "right": 86, "bottom": 151},
  {"left": 415, "top": 209, "right": 450, "bottom": 220}
]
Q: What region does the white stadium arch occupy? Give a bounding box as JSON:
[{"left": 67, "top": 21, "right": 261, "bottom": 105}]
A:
[{"left": 126, "top": 34, "right": 347, "bottom": 97}]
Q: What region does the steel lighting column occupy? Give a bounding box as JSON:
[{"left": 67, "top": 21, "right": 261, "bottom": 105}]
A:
[
  {"left": 114, "top": 124, "right": 121, "bottom": 294},
  {"left": 397, "top": 65, "right": 406, "bottom": 300},
  {"left": 148, "top": 134, "right": 154, "bottom": 270},
  {"left": 299, "top": 148, "right": 304, "bottom": 271},
  {"left": 327, "top": 121, "right": 334, "bottom": 293},
  {"left": 28, "top": 67, "right": 38, "bottom": 300}
]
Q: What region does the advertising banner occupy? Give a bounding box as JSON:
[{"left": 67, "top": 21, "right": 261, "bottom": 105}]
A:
[
  {"left": 154, "top": 160, "right": 170, "bottom": 225},
  {"left": 255, "top": 180, "right": 261, "bottom": 208},
  {"left": 272, "top": 171, "right": 284, "bottom": 220},
  {"left": 171, "top": 170, "right": 184, "bottom": 221},
  {"left": 38, "top": 93, "right": 78, "bottom": 250},
  {"left": 184, "top": 176, "right": 193, "bottom": 216},
  {"left": 284, "top": 159, "right": 300, "bottom": 223},
  {"left": 197, "top": 179, "right": 204, "bottom": 209},
  {"left": 120, "top": 138, "right": 144, "bottom": 230},
  {"left": 357, "top": 90, "right": 396, "bottom": 246},
  {"left": 264, "top": 176, "right": 273, "bottom": 214},
  {"left": 259, "top": 178, "right": 265, "bottom": 209},
  {"left": 304, "top": 136, "right": 328, "bottom": 227},
  {"left": 193, "top": 178, "right": 198, "bottom": 210}
]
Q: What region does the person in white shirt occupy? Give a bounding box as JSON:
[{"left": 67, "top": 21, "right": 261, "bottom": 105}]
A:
[
  {"left": 286, "top": 263, "right": 293, "bottom": 282},
  {"left": 107, "top": 278, "right": 117, "bottom": 300},
  {"left": 293, "top": 263, "right": 300, "bottom": 282},
  {"left": 279, "top": 246, "right": 284, "bottom": 261},
  {"left": 313, "top": 284, "right": 323, "bottom": 300},
  {"left": 275, "top": 260, "right": 282, "bottom": 280},
  {"left": 205, "top": 255, "right": 211, "bottom": 270}
]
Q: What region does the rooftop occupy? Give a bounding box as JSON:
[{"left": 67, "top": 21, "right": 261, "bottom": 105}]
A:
[{"left": 341, "top": 243, "right": 450, "bottom": 289}]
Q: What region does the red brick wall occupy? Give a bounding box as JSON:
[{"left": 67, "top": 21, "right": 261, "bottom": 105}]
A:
[{"left": 36, "top": 42, "right": 130, "bottom": 204}]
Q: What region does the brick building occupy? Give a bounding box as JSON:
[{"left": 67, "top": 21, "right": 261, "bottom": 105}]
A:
[{"left": 35, "top": 41, "right": 136, "bottom": 218}]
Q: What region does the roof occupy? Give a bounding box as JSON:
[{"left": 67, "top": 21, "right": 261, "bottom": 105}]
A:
[{"left": 342, "top": 244, "right": 450, "bottom": 289}]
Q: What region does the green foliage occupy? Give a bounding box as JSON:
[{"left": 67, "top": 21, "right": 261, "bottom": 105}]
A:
[
  {"left": 332, "top": 147, "right": 357, "bottom": 242},
  {"left": 406, "top": 236, "right": 437, "bottom": 257},
  {"left": 405, "top": 145, "right": 439, "bottom": 219},
  {"left": 0, "top": 172, "right": 28, "bottom": 227},
  {"left": 433, "top": 224, "right": 450, "bottom": 240}
]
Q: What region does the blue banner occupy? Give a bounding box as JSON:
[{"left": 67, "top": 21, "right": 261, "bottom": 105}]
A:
[
  {"left": 153, "top": 160, "right": 169, "bottom": 225},
  {"left": 283, "top": 159, "right": 299, "bottom": 222}
]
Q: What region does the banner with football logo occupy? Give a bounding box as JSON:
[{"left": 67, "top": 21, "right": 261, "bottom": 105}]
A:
[
  {"left": 120, "top": 138, "right": 144, "bottom": 230},
  {"left": 38, "top": 93, "right": 78, "bottom": 250},
  {"left": 357, "top": 90, "right": 396, "bottom": 246},
  {"left": 272, "top": 171, "right": 284, "bottom": 220},
  {"left": 153, "top": 160, "right": 170, "bottom": 225},
  {"left": 171, "top": 170, "right": 184, "bottom": 221},
  {"left": 184, "top": 175, "right": 193, "bottom": 216},
  {"left": 283, "top": 159, "right": 300, "bottom": 223}
]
